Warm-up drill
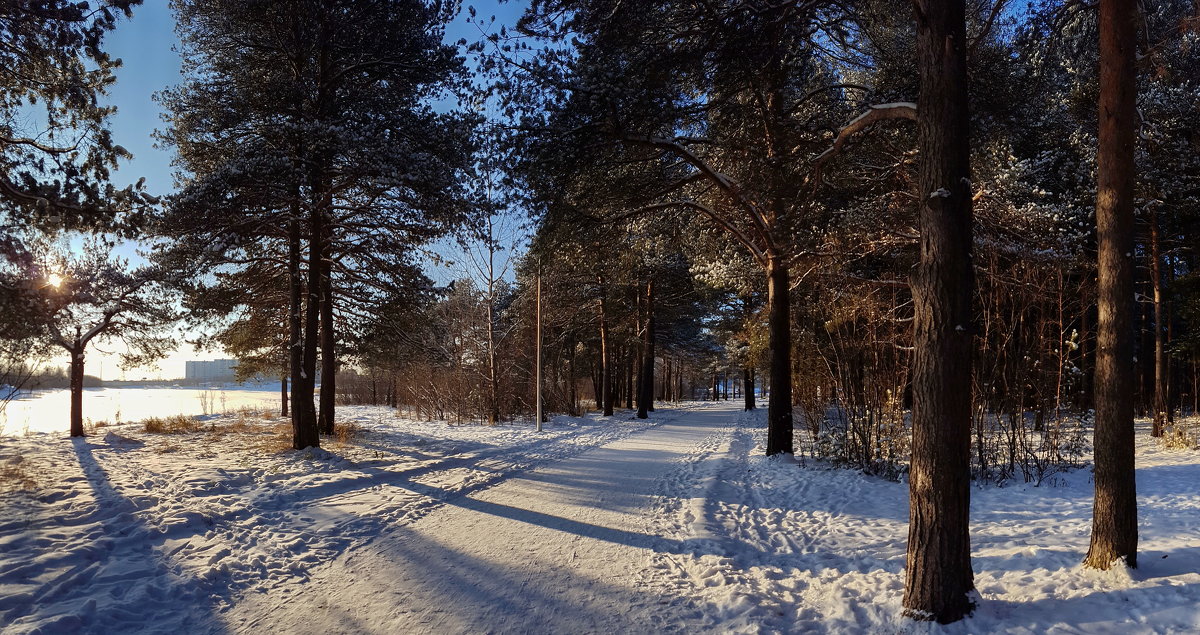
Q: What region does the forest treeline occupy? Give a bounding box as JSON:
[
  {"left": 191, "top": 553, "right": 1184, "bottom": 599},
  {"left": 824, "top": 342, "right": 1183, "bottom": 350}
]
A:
[{"left": 2, "top": 0, "right": 1197, "bottom": 623}]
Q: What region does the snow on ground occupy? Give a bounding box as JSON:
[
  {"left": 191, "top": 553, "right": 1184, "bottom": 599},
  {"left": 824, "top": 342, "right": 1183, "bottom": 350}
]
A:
[
  {"left": 0, "top": 405, "right": 671, "bottom": 634},
  {"left": 1, "top": 401, "right": 1198, "bottom": 634},
  {"left": 640, "top": 408, "right": 1200, "bottom": 634}
]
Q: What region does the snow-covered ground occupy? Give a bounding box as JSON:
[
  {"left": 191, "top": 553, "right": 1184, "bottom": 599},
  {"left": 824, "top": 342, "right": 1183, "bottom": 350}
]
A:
[
  {"left": 640, "top": 409, "right": 1200, "bottom": 634},
  {"left": 0, "top": 402, "right": 1197, "bottom": 634}
]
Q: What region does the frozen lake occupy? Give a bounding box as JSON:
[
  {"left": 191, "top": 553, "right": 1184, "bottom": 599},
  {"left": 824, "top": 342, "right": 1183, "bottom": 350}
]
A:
[{"left": 0, "top": 386, "right": 291, "bottom": 436}]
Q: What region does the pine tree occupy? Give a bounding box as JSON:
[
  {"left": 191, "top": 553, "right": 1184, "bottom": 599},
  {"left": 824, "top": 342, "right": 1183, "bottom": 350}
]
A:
[
  {"left": 903, "top": 0, "right": 976, "bottom": 623},
  {"left": 0, "top": 0, "right": 147, "bottom": 235},
  {"left": 159, "top": 0, "right": 473, "bottom": 448},
  {"left": 1084, "top": 0, "right": 1139, "bottom": 572},
  {"left": 513, "top": 0, "right": 864, "bottom": 454}
]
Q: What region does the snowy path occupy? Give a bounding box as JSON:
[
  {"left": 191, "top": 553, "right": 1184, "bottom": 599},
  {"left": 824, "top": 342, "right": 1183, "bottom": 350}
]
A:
[
  {"left": 0, "top": 407, "right": 676, "bottom": 634},
  {"left": 218, "top": 402, "right": 743, "bottom": 634},
  {"left": 4, "top": 402, "right": 1200, "bottom": 634}
]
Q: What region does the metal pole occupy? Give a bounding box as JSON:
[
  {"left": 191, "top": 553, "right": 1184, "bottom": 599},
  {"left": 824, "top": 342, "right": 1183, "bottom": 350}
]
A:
[{"left": 535, "top": 271, "right": 543, "bottom": 432}]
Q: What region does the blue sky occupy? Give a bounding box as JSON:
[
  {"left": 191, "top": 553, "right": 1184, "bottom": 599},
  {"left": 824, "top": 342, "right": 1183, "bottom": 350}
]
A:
[
  {"left": 103, "top": 0, "right": 525, "bottom": 200},
  {"left": 82, "top": 0, "right": 527, "bottom": 380}
]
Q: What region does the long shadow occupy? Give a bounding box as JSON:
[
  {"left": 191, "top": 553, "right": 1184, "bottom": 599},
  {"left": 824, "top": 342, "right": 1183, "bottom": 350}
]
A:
[
  {"left": 236, "top": 521, "right": 715, "bottom": 635},
  {"left": 23, "top": 404, "right": 840, "bottom": 632},
  {"left": 13, "top": 410, "right": 693, "bottom": 613},
  {"left": 257, "top": 411, "right": 685, "bottom": 514},
  {"left": 2, "top": 439, "right": 226, "bottom": 634},
  {"left": 334, "top": 439, "right": 883, "bottom": 580},
  {"left": 88, "top": 419, "right": 625, "bottom": 555}
]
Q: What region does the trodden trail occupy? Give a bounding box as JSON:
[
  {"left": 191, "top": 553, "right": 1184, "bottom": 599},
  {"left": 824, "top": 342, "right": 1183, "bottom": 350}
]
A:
[{"left": 217, "top": 402, "right": 746, "bottom": 634}]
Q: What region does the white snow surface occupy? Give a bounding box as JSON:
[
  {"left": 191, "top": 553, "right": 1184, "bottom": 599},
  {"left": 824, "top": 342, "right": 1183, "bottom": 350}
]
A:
[{"left": 1, "top": 402, "right": 1198, "bottom": 634}]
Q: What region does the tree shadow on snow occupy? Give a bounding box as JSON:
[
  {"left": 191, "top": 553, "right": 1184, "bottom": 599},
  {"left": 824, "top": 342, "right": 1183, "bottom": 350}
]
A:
[
  {"left": 1, "top": 440, "right": 227, "bottom": 634},
  {"left": 236, "top": 524, "right": 714, "bottom": 634}
]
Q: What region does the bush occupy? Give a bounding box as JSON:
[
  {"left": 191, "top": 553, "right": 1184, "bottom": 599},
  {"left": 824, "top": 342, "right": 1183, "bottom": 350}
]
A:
[
  {"left": 143, "top": 415, "right": 202, "bottom": 434},
  {"left": 1, "top": 455, "right": 37, "bottom": 492},
  {"left": 1164, "top": 419, "right": 1200, "bottom": 450},
  {"left": 333, "top": 420, "right": 360, "bottom": 445}
]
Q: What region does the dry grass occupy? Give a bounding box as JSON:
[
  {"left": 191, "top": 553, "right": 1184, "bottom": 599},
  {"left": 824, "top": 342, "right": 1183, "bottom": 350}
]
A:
[
  {"left": 256, "top": 419, "right": 361, "bottom": 452},
  {"left": 232, "top": 406, "right": 268, "bottom": 420},
  {"left": 333, "top": 420, "right": 360, "bottom": 445},
  {"left": 1164, "top": 420, "right": 1200, "bottom": 450},
  {"left": 254, "top": 420, "right": 295, "bottom": 454},
  {"left": 83, "top": 419, "right": 110, "bottom": 435},
  {"left": 213, "top": 420, "right": 258, "bottom": 435},
  {"left": 1, "top": 455, "right": 38, "bottom": 492},
  {"left": 143, "top": 414, "right": 203, "bottom": 434}
]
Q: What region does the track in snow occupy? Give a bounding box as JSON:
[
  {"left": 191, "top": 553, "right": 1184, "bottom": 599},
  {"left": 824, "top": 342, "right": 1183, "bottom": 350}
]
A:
[{"left": 218, "top": 402, "right": 744, "bottom": 634}]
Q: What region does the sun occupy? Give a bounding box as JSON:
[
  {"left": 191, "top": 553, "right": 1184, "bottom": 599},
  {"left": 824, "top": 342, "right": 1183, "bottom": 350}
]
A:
[{"left": 47, "top": 273, "right": 63, "bottom": 288}]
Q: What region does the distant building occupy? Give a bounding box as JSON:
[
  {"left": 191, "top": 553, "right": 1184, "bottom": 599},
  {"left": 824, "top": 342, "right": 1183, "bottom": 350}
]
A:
[{"left": 185, "top": 359, "right": 238, "bottom": 383}]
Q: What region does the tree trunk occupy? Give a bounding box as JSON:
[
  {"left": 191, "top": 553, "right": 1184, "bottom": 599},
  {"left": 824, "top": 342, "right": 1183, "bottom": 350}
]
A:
[
  {"left": 598, "top": 276, "right": 613, "bottom": 416},
  {"left": 289, "top": 212, "right": 319, "bottom": 449},
  {"left": 1138, "top": 287, "right": 1154, "bottom": 417},
  {"left": 318, "top": 270, "right": 336, "bottom": 435},
  {"left": 69, "top": 349, "right": 85, "bottom": 437},
  {"left": 1085, "top": 0, "right": 1139, "bottom": 571},
  {"left": 904, "top": 0, "right": 976, "bottom": 623},
  {"left": 281, "top": 375, "right": 289, "bottom": 418},
  {"left": 638, "top": 279, "right": 655, "bottom": 419},
  {"left": 766, "top": 254, "right": 793, "bottom": 455},
  {"left": 487, "top": 306, "right": 499, "bottom": 424},
  {"left": 296, "top": 206, "right": 322, "bottom": 449},
  {"left": 1151, "top": 205, "right": 1167, "bottom": 437},
  {"left": 1166, "top": 258, "right": 1176, "bottom": 424},
  {"left": 487, "top": 219, "right": 501, "bottom": 425},
  {"left": 744, "top": 367, "right": 755, "bottom": 411}
]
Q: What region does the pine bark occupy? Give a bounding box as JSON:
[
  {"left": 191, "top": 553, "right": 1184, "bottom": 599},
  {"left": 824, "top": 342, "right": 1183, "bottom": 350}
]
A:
[
  {"left": 1085, "top": 0, "right": 1139, "bottom": 571},
  {"left": 281, "top": 375, "right": 288, "bottom": 418},
  {"left": 289, "top": 212, "right": 319, "bottom": 449},
  {"left": 296, "top": 205, "right": 322, "bottom": 449},
  {"left": 766, "top": 254, "right": 793, "bottom": 455},
  {"left": 904, "top": 0, "right": 975, "bottom": 623}
]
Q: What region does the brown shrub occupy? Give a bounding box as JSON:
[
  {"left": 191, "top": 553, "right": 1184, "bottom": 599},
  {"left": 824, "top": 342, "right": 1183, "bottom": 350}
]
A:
[
  {"left": 333, "top": 420, "right": 360, "bottom": 445},
  {"left": 0, "top": 455, "right": 37, "bottom": 492},
  {"left": 143, "top": 414, "right": 202, "bottom": 434}
]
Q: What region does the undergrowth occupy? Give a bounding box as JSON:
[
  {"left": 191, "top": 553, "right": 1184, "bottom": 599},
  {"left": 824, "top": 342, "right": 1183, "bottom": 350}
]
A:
[
  {"left": 0, "top": 454, "right": 38, "bottom": 492},
  {"left": 143, "top": 414, "right": 202, "bottom": 434}
]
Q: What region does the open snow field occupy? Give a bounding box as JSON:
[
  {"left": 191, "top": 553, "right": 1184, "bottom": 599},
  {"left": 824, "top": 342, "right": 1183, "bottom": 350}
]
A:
[{"left": 1, "top": 402, "right": 1197, "bottom": 634}]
